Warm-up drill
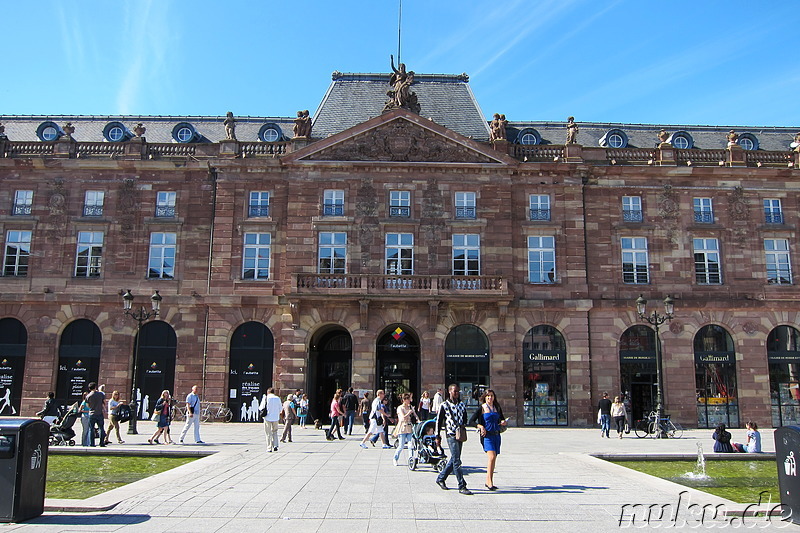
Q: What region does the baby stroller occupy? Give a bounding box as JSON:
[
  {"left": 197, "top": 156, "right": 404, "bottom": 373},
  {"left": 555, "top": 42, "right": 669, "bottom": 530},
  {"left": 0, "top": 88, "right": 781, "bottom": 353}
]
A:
[
  {"left": 407, "top": 418, "right": 447, "bottom": 472},
  {"left": 49, "top": 405, "right": 79, "bottom": 446}
]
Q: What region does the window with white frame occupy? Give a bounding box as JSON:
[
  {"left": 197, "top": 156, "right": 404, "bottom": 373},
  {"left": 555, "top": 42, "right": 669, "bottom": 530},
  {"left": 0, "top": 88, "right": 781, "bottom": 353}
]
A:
[
  {"left": 528, "top": 236, "right": 555, "bottom": 283},
  {"left": 147, "top": 232, "right": 176, "bottom": 279},
  {"left": 529, "top": 195, "right": 550, "bottom": 221},
  {"left": 248, "top": 192, "right": 270, "bottom": 218},
  {"left": 3, "top": 230, "right": 31, "bottom": 276},
  {"left": 12, "top": 190, "right": 33, "bottom": 216},
  {"left": 318, "top": 232, "right": 346, "bottom": 273},
  {"left": 386, "top": 233, "right": 414, "bottom": 275},
  {"left": 455, "top": 192, "right": 476, "bottom": 219},
  {"left": 242, "top": 233, "right": 271, "bottom": 280},
  {"left": 155, "top": 192, "right": 176, "bottom": 218},
  {"left": 389, "top": 191, "right": 411, "bottom": 218},
  {"left": 622, "top": 237, "right": 649, "bottom": 284},
  {"left": 764, "top": 199, "right": 783, "bottom": 224},
  {"left": 75, "top": 231, "right": 103, "bottom": 278},
  {"left": 693, "top": 238, "right": 722, "bottom": 284},
  {"left": 83, "top": 191, "right": 104, "bottom": 217},
  {"left": 452, "top": 234, "right": 480, "bottom": 276},
  {"left": 693, "top": 198, "right": 713, "bottom": 223},
  {"left": 765, "top": 239, "right": 792, "bottom": 285},
  {"left": 622, "top": 196, "right": 643, "bottom": 222},
  {"left": 323, "top": 190, "right": 345, "bottom": 216}
]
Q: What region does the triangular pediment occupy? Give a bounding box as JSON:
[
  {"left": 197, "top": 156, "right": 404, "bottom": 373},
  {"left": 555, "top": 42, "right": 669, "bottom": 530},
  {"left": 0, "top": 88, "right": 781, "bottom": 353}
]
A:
[{"left": 284, "top": 109, "right": 516, "bottom": 165}]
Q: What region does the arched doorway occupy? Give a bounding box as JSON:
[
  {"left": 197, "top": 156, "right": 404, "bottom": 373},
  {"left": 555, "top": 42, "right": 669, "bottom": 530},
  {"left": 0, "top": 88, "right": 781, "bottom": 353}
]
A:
[
  {"left": 376, "top": 324, "right": 420, "bottom": 408},
  {"left": 523, "top": 325, "right": 567, "bottom": 425},
  {"left": 0, "top": 318, "right": 27, "bottom": 415},
  {"left": 695, "top": 324, "right": 738, "bottom": 428},
  {"left": 229, "top": 322, "right": 274, "bottom": 422},
  {"left": 619, "top": 325, "right": 659, "bottom": 421},
  {"left": 309, "top": 327, "right": 352, "bottom": 422},
  {"left": 135, "top": 321, "right": 177, "bottom": 420},
  {"left": 767, "top": 325, "right": 800, "bottom": 427},
  {"left": 444, "top": 324, "right": 489, "bottom": 408},
  {"left": 56, "top": 319, "right": 101, "bottom": 407}
]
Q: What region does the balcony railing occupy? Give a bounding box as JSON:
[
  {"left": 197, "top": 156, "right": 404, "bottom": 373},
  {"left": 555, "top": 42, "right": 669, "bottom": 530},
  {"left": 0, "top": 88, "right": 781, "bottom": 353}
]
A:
[
  {"left": 622, "top": 209, "right": 643, "bottom": 222},
  {"left": 323, "top": 204, "right": 345, "bottom": 216},
  {"left": 389, "top": 206, "right": 411, "bottom": 218},
  {"left": 155, "top": 206, "right": 176, "bottom": 218},
  {"left": 765, "top": 212, "right": 784, "bottom": 224},
  {"left": 83, "top": 205, "right": 104, "bottom": 217},
  {"left": 294, "top": 274, "right": 507, "bottom": 295},
  {"left": 248, "top": 205, "right": 270, "bottom": 217},
  {"left": 12, "top": 203, "right": 32, "bottom": 216},
  {"left": 529, "top": 208, "right": 550, "bottom": 221},
  {"left": 455, "top": 206, "right": 476, "bottom": 219},
  {"left": 693, "top": 211, "right": 714, "bottom": 223}
]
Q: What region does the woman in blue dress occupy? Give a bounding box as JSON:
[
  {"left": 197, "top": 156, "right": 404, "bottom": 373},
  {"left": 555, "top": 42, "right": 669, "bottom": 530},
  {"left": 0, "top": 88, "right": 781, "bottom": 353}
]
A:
[{"left": 469, "top": 389, "right": 507, "bottom": 491}]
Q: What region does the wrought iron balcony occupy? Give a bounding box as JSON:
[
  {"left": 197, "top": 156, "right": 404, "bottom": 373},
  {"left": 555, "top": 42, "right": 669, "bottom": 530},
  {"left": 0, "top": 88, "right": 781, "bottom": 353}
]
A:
[
  {"left": 83, "top": 205, "right": 104, "bottom": 217},
  {"left": 389, "top": 206, "right": 411, "bottom": 218},
  {"left": 765, "top": 212, "right": 784, "bottom": 224},
  {"left": 293, "top": 273, "right": 507, "bottom": 297},
  {"left": 693, "top": 211, "right": 713, "bottom": 224},
  {"left": 155, "top": 206, "right": 176, "bottom": 218},
  {"left": 529, "top": 208, "right": 550, "bottom": 221},
  {"left": 323, "top": 203, "right": 345, "bottom": 216},
  {"left": 248, "top": 205, "right": 270, "bottom": 217},
  {"left": 455, "top": 206, "right": 476, "bottom": 219},
  {"left": 622, "top": 209, "right": 643, "bottom": 222},
  {"left": 12, "top": 203, "right": 32, "bottom": 216}
]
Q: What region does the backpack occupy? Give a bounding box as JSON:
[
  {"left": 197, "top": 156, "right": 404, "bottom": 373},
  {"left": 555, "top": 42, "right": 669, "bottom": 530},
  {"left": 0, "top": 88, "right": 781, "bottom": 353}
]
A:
[{"left": 114, "top": 404, "right": 132, "bottom": 423}]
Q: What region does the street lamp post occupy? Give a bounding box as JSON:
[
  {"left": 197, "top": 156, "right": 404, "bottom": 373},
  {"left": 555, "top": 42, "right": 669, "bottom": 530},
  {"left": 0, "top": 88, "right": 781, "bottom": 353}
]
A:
[
  {"left": 123, "top": 289, "right": 162, "bottom": 435},
  {"left": 635, "top": 294, "right": 674, "bottom": 438}
]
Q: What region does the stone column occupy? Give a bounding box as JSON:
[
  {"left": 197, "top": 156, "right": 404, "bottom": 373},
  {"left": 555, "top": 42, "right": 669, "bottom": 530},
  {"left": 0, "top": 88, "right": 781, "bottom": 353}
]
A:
[{"left": 728, "top": 145, "right": 746, "bottom": 167}]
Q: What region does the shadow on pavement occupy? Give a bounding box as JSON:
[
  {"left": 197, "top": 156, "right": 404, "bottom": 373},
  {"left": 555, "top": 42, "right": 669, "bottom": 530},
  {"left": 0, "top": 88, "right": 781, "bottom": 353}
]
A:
[
  {"left": 26, "top": 514, "right": 150, "bottom": 526},
  {"left": 487, "top": 484, "right": 609, "bottom": 494}
]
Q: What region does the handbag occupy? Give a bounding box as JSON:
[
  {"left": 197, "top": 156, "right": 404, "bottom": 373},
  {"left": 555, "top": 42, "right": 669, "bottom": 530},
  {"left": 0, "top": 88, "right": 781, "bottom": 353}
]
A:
[
  {"left": 455, "top": 425, "right": 468, "bottom": 442},
  {"left": 151, "top": 409, "right": 160, "bottom": 422}
]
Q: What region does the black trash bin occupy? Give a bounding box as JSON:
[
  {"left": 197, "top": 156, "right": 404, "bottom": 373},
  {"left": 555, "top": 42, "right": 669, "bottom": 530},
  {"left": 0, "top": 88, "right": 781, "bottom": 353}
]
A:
[
  {"left": 775, "top": 425, "right": 800, "bottom": 525},
  {"left": 0, "top": 418, "right": 49, "bottom": 523}
]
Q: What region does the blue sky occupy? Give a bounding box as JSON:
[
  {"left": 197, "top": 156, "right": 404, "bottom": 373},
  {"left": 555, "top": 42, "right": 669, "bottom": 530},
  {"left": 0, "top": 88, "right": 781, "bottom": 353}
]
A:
[{"left": 2, "top": 1, "right": 797, "bottom": 127}]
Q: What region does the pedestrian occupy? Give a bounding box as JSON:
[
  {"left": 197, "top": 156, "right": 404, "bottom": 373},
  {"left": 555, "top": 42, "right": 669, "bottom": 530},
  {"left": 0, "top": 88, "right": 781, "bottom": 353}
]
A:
[
  {"left": 78, "top": 392, "right": 91, "bottom": 446},
  {"left": 432, "top": 388, "right": 444, "bottom": 414},
  {"left": 469, "top": 389, "right": 506, "bottom": 491},
  {"left": 298, "top": 393, "right": 309, "bottom": 428},
  {"left": 370, "top": 395, "right": 393, "bottom": 446},
  {"left": 259, "top": 387, "right": 282, "bottom": 451},
  {"left": 179, "top": 385, "right": 204, "bottom": 444},
  {"left": 86, "top": 382, "right": 106, "bottom": 447},
  {"left": 360, "top": 389, "right": 391, "bottom": 449},
  {"left": 103, "top": 390, "right": 125, "bottom": 445},
  {"left": 435, "top": 383, "right": 472, "bottom": 495},
  {"left": 280, "top": 394, "right": 297, "bottom": 443},
  {"left": 36, "top": 391, "right": 60, "bottom": 425},
  {"left": 148, "top": 390, "right": 172, "bottom": 445},
  {"left": 359, "top": 391, "right": 371, "bottom": 432},
  {"left": 326, "top": 392, "right": 345, "bottom": 440},
  {"left": 393, "top": 393, "right": 416, "bottom": 466},
  {"left": 712, "top": 423, "right": 734, "bottom": 453},
  {"left": 418, "top": 390, "right": 431, "bottom": 421},
  {"left": 598, "top": 392, "right": 612, "bottom": 438},
  {"left": 622, "top": 393, "right": 632, "bottom": 433},
  {"left": 611, "top": 395, "right": 627, "bottom": 439},
  {"left": 342, "top": 387, "right": 358, "bottom": 435},
  {"left": 744, "top": 421, "right": 762, "bottom": 453}
]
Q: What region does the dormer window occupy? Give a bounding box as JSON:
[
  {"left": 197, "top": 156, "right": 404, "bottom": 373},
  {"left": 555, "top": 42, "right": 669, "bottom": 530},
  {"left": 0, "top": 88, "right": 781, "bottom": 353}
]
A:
[
  {"left": 600, "top": 129, "right": 628, "bottom": 148},
  {"left": 103, "top": 122, "right": 132, "bottom": 142},
  {"left": 36, "top": 122, "right": 61, "bottom": 141},
  {"left": 259, "top": 123, "right": 283, "bottom": 142},
  {"left": 516, "top": 128, "right": 540, "bottom": 145},
  {"left": 668, "top": 131, "right": 694, "bottom": 149},
  {"left": 172, "top": 122, "right": 198, "bottom": 143},
  {"left": 738, "top": 133, "right": 759, "bottom": 150}
]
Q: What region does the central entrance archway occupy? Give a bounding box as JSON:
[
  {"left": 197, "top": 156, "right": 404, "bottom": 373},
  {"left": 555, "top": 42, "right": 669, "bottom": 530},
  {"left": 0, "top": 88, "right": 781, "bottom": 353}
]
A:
[
  {"left": 309, "top": 327, "right": 352, "bottom": 422},
  {"left": 376, "top": 324, "right": 420, "bottom": 409}
]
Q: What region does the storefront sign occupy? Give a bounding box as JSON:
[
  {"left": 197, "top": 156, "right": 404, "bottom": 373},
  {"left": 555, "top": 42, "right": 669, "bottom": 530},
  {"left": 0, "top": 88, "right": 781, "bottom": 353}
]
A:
[
  {"left": 619, "top": 351, "right": 656, "bottom": 362},
  {"left": 694, "top": 352, "right": 735, "bottom": 364},
  {"left": 446, "top": 351, "right": 489, "bottom": 361},
  {"left": 524, "top": 351, "right": 565, "bottom": 363},
  {"left": 768, "top": 352, "right": 800, "bottom": 364}
]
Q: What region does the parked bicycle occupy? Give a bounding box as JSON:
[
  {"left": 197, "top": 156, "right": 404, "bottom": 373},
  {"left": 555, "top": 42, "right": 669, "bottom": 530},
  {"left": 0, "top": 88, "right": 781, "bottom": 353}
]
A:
[
  {"left": 170, "top": 400, "right": 186, "bottom": 422},
  {"left": 200, "top": 402, "right": 233, "bottom": 423},
  {"left": 633, "top": 411, "right": 683, "bottom": 439}
]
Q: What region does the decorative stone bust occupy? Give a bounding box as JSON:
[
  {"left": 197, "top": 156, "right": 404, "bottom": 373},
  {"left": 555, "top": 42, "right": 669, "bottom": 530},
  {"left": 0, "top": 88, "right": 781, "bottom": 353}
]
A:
[
  {"left": 727, "top": 130, "right": 739, "bottom": 147},
  {"left": 62, "top": 123, "right": 75, "bottom": 139},
  {"left": 133, "top": 123, "right": 146, "bottom": 137},
  {"left": 223, "top": 112, "right": 236, "bottom": 141},
  {"left": 566, "top": 117, "right": 579, "bottom": 144}
]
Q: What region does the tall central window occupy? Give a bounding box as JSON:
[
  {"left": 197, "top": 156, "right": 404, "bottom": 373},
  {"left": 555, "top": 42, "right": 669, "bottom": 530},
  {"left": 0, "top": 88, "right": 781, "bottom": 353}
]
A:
[
  {"left": 528, "top": 236, "right": 555, "bottom": 283},
  {"left": 529, "top": 195, "right": 550, "bottom": 221},
  {"left": 75, "top": 231, "right": 103, "bottom": 278},
  {"left": 693, "top": 238, "right": 722, "bottom": 284},
  {"left": 385, "top": 233, "right": 413, "bottom": 275},
  {"left": 455, "top": 192, "right": 476, "bottom": 219},
  {"left": 453, "top": 234, "right": 480, "bottom": 275},
  {"left": 389, "top": 191, "right": 411, "bottom": 218},
  {"left": 323, "top": 190, "right": 344, "bottom": 216},
  {"left": 243, "top": 233, "right": 271, "bottom": 280},
  {"left": 764, "top": 199, "right": 783, "bottom": 224},
  {"left": 622, "top": 237, "right": 649, "bottom": 284},
  {"left": 249, "top": 192, "right": 270, "bottom": 217},
  {"left": 156, "top": 192, "right": 176, "bottom": 218},
  {"left": 318, "top": 232, "right": 346, "bottom": 273},
  {"left": 147, "top": 232, "right": 176, "bottom": 279},
  {"left": 622, "top": 196, "right": 643, "bottom": 222},
  {"left": 765, "top": 239, "right": 792, "bottom": 285},
  {"left": 83, "top": 191, "right": 104, "bottom": 217},
  {"left": 693, "top": 198, "right": 713, "bottom": 224},
  {"left": 3, "top": 230, "right": 31, "bottom": 276}
]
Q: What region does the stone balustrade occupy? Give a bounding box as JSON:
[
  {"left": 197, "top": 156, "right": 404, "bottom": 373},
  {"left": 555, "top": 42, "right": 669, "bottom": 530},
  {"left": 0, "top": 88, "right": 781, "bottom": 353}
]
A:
[{"left": 293, "top": 273, "right": 507, "bottom": 297}]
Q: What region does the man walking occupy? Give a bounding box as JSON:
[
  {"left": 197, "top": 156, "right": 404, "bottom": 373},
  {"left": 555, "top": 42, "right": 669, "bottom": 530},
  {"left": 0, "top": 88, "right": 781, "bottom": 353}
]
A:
[
  {"left": 85, "top": 382, "right": 106, "bottom": 447},
  {"left": 342, "top": 387, "right": 358, "bottom": 435},
  {"left": 179, "top": 385, "right": 204, "bottom": 444},
  {"left": 435, "top": 384, "right": 471, "bottom": 495},
  {"left": 360, "top": 389, "right": 391, "bottom": 449},
  {"left": 598, "top": 392, "right": 612, "bottom": 438},
  {"left": 432, "top": 388, "right": 444, "bottom": 414},
  {"left": 259, "top": 387, "right": 282, "bottom": 451}
]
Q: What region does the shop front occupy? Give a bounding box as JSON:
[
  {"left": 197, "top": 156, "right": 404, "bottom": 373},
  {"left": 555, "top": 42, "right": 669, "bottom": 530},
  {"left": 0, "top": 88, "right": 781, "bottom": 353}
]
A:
[
  {"left": 134, "top": 321, "right": 177, "bottom": 420},
  {"left": 619, "top": 325, "right": 658, "bottom": 422},
  {"left": 523, "top": 325, "right": 567, "bottom": 425},
  {"left": 309, "top": 327, "right": 352, "bottom": 422},
  {"left": 444, "top": 325, "right": 490, "bottom": 408},
  {"left": 0, "top": 318, "right": 27, "bottom": 416},
  {"left": 376, "top": 325, "right": 419, "bottom": 408},
  {"left": 229, "top": 322, "right": 274, "bottom": 422},
  {"left": 56, "top": 319, "right": 101, "bottom": 408},
  {"left": 695, "top": 325, "right": 739, "bottom": 428},
  {"left": 767, "top": 325, "right": 800, "bottom": 427}
]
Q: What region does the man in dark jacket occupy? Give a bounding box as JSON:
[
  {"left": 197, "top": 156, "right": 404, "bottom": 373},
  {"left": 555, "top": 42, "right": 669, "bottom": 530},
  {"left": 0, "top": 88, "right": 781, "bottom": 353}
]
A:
[
  {"left": 37, "top": 391, "right": 60, "bottom": 424},
  {"left": 342, "top": 387, "right": 359, "bottom": 435}
]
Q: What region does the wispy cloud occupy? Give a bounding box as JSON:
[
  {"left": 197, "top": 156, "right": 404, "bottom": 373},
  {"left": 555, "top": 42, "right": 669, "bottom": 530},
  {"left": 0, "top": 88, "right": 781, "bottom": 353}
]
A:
[{"left": 54, "top": 3, "right": 87, "bottom": 76}]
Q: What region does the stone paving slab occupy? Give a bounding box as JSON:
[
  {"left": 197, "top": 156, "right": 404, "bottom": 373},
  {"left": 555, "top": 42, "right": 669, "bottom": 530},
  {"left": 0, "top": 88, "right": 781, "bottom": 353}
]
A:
[{"left": 0, "top": 422, "right": 791, "bottom": 531}]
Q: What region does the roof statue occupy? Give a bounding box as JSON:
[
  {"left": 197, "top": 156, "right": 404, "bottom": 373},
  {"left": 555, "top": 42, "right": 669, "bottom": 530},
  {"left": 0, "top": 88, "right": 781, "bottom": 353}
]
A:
[
  {"left": 293, "top": 110, "right": 312, "bottom": 138},
  {"left": 658, "top": 129, "right": 670, "bottom": 146},
  {"left": 0, "top": 122, "right": 5, "bottom": 138},
  {"left": 383, "top": 55, "right": 420, "bottom": 114},
  {"left": 727, "top": 130, "right": 739, "bottom": 147},
  {"left": 566, "top": 117, "right": 579, "bottom": 144},
  {"left": 133, "top": 123, "right": 146, "bottom": 137},
  {"left": 792, "top": 132, "right": 800, "bottom": 153},
  {"left": 489, "top": 113, "right": 508, "bottom": 142},
  {"left": 223, "top": 112, "right": 237, "bottom": 141},
  {"left": 62, "top": 122, "right": 75, "bottom": 140}
]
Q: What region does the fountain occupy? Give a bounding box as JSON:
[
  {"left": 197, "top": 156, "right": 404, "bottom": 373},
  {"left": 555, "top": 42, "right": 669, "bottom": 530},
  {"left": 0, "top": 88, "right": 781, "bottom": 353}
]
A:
[{"left": 682, "top": 442, "right": 710, "bottom": 480}]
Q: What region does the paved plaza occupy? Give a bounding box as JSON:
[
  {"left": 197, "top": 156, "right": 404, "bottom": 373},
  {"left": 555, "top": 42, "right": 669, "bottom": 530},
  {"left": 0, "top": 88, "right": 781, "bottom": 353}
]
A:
[{"left": 0, "top": 421, "right": 790, "bottom": 532}]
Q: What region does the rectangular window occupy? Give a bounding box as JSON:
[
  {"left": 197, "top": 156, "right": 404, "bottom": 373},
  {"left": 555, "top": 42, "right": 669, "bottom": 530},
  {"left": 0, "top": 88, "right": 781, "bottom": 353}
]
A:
[
  {"left": 622, "top": 196, "right": 643, "bottom": 222},
  {"left": 83, "top": 191, "right": 104, "bottom": 217},
  {"left": 528, "top": 236, "right": 555, "bottom": 283},
  {"left": 389, "top": 191, "right": 411, "bottom": 218},
  {"left": 386, "top": 233, "right": 414, "bottom": 275},
  {"left": 242, "top": 233, "right": 271, "bottom": 280},
  {"left": 622, "top": 237, "right": 649, "bottom": 284},
  {"left": 155, "top": 192, "right": 176, "bottom": 218},
  {"left": 75, "top": 231, "right": 103, "bottom": 278},
  {"left": 693, "top": 238, "right": 722, "bottom": 284},
  {"left": 766, "top": 239, "right": 792, "bottom": 285},
  {"left": 455, "top": 192, "right": 476, "bottom": 219},
  {"left": 147, "top": 232, "right": 176, "bottom": 279},
  {"left": 323, "top": 190, "right": 345, "bottom": 216},
  {"left": 248, "top": 192, "right": 270, "bottom": 218},
  {"left": 764, "top": 199, "right": 783, "bottom": 224},
  {"left": 693, "top": 198, "right": 713, "bottom": 223},
  {"left": 452, "top": 234, "right": 480, "bottom": 276},
  {"left": 3, "top": 230, "right": 31, "bottom": 276},
  {"left": 318, "top": 232, "right": 346, "bottom": 273},
  {"left": 529, "top": 195, "right": 551, "bottom": 221},
  {"left": 12, "top": 190, "right": 33, "bottom": 216}
]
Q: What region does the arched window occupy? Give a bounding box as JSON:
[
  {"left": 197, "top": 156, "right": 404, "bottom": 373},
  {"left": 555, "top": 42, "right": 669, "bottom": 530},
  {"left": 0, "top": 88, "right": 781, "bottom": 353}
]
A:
[
  {"left": 694, "top": 325, "right": 738, "bottom": 428},
  {"left": 523, "top": 326, "right": 567, "bottom": 426}
]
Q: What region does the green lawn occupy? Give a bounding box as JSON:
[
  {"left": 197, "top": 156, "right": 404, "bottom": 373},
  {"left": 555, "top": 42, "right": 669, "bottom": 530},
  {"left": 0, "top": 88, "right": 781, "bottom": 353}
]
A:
[
  {"left": 46, "top": 455, "right": 198, "bottom": 499},
  {"left": 609, "top": 459, "right": 779, "bottom": 504}
]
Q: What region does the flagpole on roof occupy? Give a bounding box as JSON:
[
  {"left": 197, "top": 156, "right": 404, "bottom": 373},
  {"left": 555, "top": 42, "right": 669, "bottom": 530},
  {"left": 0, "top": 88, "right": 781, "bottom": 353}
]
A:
[{"left": 397, "top": 0, "right": 402, "bottom": 65}]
